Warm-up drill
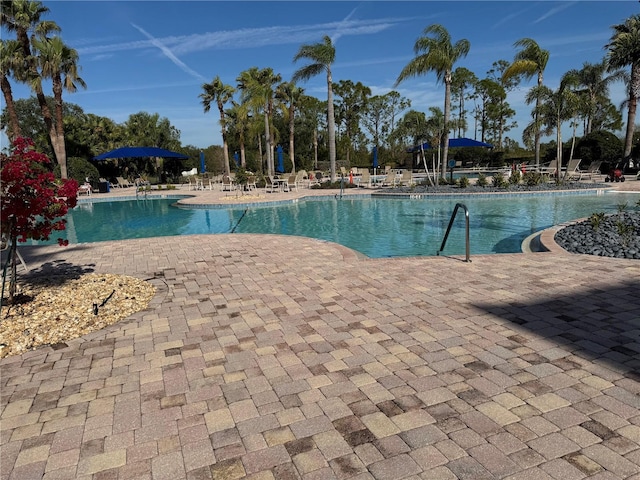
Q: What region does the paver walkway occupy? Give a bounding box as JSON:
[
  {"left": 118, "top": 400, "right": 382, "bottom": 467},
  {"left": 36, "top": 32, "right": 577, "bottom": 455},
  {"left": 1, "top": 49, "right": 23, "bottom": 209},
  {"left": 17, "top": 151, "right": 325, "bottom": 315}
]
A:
[{"left": 1, "top": 183, "right": 640, "bottom": 480}]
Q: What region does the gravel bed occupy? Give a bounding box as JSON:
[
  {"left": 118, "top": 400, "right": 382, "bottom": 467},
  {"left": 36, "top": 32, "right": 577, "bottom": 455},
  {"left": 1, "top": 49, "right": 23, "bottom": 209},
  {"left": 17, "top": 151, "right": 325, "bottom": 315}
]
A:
[
  {"left": 554, "top": 211, "right": 640, "bottom": 259},
  {"left": 0, "top": 273, "right": 156, "bottom": 358}
]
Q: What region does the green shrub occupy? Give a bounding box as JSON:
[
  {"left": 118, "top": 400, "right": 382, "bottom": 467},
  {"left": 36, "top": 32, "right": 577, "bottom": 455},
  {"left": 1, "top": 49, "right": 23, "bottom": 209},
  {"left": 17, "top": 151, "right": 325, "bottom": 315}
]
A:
[
  {"left": 457, "top": 176, "right": 470, "bottom": 188},
  {"left": 522, "top": 171, "right": 543, "bottom": 186},
  {"left": 589, "top": 212, "right": 606, "bottom": 231},
  {"left": 616, "top": 220, "right": 635, "bottom": 246},
  {"left": 60, "top": 157, "right": 100, "bottom": 184},
  {"left": 492, "top": 172, "right": 508, "bottom": 188},
  {"left": 508, "top": 170, "right": 521, "bottom": 185},
  {"left": 476, "top": 173, "right": 488, "bottom": 187}
]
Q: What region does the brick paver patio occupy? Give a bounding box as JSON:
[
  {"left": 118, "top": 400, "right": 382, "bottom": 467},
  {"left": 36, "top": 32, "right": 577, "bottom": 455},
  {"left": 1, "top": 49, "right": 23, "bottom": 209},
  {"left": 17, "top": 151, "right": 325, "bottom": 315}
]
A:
[{"left": 1, "top": 183, "right": 639, "bottom": 479}]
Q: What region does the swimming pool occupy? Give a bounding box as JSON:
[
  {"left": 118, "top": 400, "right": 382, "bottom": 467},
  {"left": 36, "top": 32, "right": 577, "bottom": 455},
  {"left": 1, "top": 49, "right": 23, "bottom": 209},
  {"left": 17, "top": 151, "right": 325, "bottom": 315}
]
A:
[{"left": 37, "top": 191, "right": 640, "bottom": 258}]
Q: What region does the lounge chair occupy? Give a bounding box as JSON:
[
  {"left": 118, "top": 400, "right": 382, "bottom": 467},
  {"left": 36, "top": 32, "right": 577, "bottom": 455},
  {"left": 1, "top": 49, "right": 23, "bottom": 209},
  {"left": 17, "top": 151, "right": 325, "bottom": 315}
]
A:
[
  {"left": 207, "top": 174, "right": 222, "bottom": 190},
  {"left": 246, "top": 175, "right": 257, "bottom": 191},
  {"left": 397, "top": 170, "right": 413, "bottom": 187},
  {"left": 78, "top": 183, "right": 92, "bottom": 196},
  {"left": 264, "top": 176, "right": 277, "bottom": 193},
  {"left": 185, "top": 177, "right": 197, "bottom": 190},
  {"left": 537, "top": 159, "right": 558, "bottom": 176},
  {"left": 295, "top": 170, "right": 309, "bottom": 188},
  {"left": 221, "top": 175, "right": 234, "bottom": 191},
  {"left": 115, "top": 176, "right": 132, "bottom": 188},
  {"left": 578, "top": 161, "right": 602, "bottom": 181},
  {"left": 307, "top": 171, "right": 319, "bottom": 187},
  {"left": 358, "top": 170, "right": 372, "bottom": 188},
  {"left": 380, "top": 172, "right": 397, "bottom": 187},
  {"left": 562, "top": 158, "right": 582, "bottom": 180},
  {"left": 285, "top": 174, "right": 298, "bottom": 192}
]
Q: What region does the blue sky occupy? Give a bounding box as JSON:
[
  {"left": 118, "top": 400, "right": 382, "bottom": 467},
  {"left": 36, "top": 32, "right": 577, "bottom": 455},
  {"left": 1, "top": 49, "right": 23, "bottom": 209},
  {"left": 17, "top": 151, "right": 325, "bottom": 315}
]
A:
[{"left": 2, "top": 1, "right": 639, "bottom": 151}]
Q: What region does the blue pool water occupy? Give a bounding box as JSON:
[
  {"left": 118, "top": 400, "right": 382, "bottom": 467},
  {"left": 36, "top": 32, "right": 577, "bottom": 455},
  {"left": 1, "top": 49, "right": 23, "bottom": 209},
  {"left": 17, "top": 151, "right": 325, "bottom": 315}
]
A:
[{"left": 36, "top": 192, "right": 640, "bottom": 258}]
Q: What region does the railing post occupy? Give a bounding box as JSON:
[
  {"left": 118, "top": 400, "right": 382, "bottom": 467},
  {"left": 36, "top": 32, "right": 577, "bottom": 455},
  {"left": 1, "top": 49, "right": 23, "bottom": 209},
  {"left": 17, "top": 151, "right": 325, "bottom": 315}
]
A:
[{"left": 438, "top": 203, "right": 471, "bottom": 262}]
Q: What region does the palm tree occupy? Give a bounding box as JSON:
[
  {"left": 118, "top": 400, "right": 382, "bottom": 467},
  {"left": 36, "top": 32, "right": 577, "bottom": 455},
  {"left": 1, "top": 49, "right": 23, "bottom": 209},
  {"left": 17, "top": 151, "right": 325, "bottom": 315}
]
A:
[
  {"left": 606, "top": 14, "right": 640, "bottom": 158},
  {"left": 502, "top": 38, "right": 549, "bottom": 168},
  {"left": 564, "top": 60, "right": 623, "bottom": 135},
  {"left": 276, "top": 81, "right": 304, "bottom": 173},
  {"left": 237, "top": 67, "right": 281, "bottom": 176},
  {"left": 0, "top": 39, "right": 23, "bottom": 141},
  {"left": 200, "top": 76, "right": 235, "bottom": 176},
  {"left": 1, "top": 0, "right": 62, "bottom": 158},
  {"left": 395, "top": 24, "right": 470, "bottom": 180},
  {"left": 32, "top": 35, "right": 86, "bottom": 179},
  {"left": 226, "top": 101, "right": 250, "bottom": 168},
  {"left": 527, "top": 80, "right": 579, "bottom": 179},
  {"left": 292, "top": 35, "right": 337, "bottom": 182},
  {"left": 236, "top": 68, "right": 266, "bottom": 171},
  {"left": 260, "top": 68, "right": 281, "bottom": 175}
]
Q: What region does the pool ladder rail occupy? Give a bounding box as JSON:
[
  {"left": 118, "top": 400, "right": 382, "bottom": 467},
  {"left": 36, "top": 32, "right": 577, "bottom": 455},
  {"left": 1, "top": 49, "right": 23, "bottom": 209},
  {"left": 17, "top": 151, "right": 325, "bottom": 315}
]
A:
[{"left": 438, "top": 203, "right": 471, "bottom": 262}]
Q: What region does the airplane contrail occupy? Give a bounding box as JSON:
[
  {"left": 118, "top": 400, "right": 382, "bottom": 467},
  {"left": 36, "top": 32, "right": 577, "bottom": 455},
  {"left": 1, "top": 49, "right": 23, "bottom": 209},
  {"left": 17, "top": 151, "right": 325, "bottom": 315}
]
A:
[
  {"left": 131, "top": 23, "right": 206, "bottom": 81},
  {"left": 331, "top": 5, "right": 360, "bottom": 45}
]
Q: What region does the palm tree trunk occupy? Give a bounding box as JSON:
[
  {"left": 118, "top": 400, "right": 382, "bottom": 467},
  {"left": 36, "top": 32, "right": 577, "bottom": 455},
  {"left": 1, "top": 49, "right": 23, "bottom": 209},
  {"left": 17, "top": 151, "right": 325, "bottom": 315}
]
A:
[
  {"left": 218, "top": 108, "right": 231, "bottom": 176},
  {"left": 534, "top": 71, "right": 544, "bottom": 169},
  {"left": 34, "top": 87, "right": 63, "bottom": 177},
  {"left": 569, "top": 121, "right": 577, "bottom": 163},
  {"left": 222, "top": 137, "right": 231, "bottom": 176},
  {"left": 1, "top": 76, "right": 22, "bottom": 141},
  {"left": 326, "top": 69, "right": 337, "bottom": 182},
  {"left": 289, "top": 105, "right": 296, "bottom": 173},
  {"left": 556, "top": 116, "right": 562, "bottom": 181},
  {"left": 52, "top": 76, "right": 68, "bottom": 179},
  {"left": 264, "top": 108, "right": 272, "bottom": 176},
  {"left": 586, "top": 92, "right": 595, "bottom": 135},
  {"left": 441, "top": 76, "right": 452, "bottom": 179},
  {"left": 313, "top": 129, "right": 318, "bottom": 169},
  {"left": 623, "top": 64, "right": 638, "bottom": 158},
  {"left": 257, "top": 134, "right": 263, "bottom": 173}
]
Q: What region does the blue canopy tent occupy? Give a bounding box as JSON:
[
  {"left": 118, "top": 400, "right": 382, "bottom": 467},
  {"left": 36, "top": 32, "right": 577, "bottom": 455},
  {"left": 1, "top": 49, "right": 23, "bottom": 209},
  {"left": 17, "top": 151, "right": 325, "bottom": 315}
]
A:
[
  {"left": 94, "top": 146, "right": 189, "bottom": 160},
  {"left": 408, "top": 137, "right": 493, "bottom": 152}
]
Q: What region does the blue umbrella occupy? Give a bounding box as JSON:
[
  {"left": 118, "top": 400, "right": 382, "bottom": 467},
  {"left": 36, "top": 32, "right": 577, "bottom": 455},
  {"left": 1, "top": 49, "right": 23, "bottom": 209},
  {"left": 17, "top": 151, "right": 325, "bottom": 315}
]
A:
[
  {"left": 276, "top": 145, "right": 284, "bottom": 173},
  {"left": 200, "top": 151, "right": 206, "bottom": 174},
  {"left": 234, "top": 151, "right": 240, "bottom": 167},
  {"left": 373, "top": 146, "right": 378, "bottom": 169}
]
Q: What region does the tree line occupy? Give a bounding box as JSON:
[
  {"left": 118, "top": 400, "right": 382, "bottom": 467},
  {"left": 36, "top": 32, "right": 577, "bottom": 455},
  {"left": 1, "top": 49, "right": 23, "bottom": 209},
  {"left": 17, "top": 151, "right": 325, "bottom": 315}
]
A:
[{"left": 1, "top": 1, "right": 638, "bottom": 183}]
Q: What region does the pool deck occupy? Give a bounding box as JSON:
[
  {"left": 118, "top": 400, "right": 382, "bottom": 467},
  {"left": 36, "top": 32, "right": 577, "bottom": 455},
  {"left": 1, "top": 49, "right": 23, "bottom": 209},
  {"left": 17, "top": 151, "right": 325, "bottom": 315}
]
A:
[{"left": 1, "top": 179, "right": 640, "bottom": 480}]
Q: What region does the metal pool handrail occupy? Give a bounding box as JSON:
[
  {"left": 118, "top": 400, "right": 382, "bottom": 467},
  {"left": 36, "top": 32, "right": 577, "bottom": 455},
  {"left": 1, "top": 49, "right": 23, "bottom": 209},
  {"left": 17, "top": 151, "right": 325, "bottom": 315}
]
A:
[{"left": 438, "top": 203, "right": 471, "bottom": 262}]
